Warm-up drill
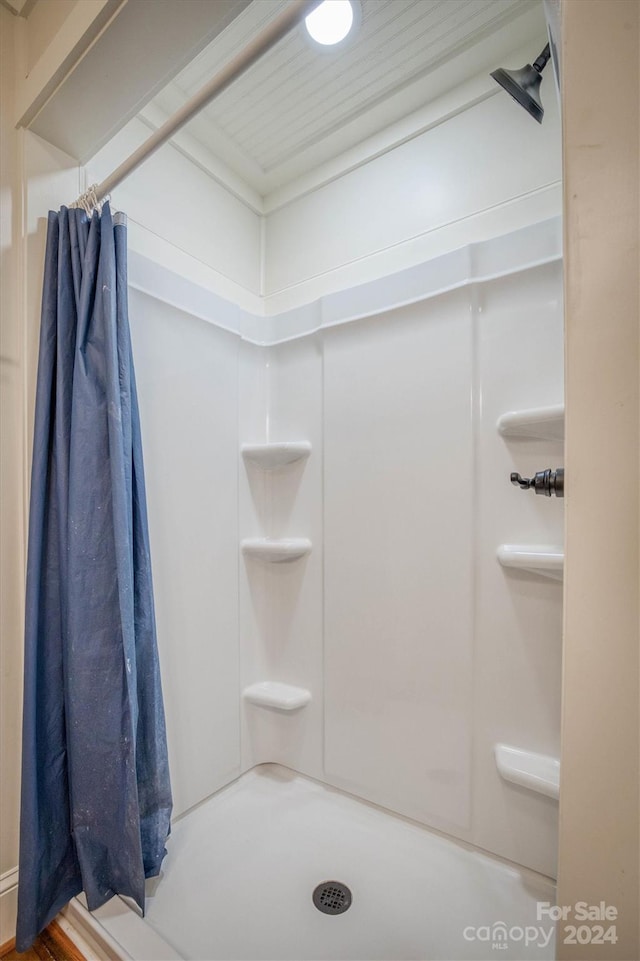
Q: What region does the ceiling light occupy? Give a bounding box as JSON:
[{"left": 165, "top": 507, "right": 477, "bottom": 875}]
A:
[{"left": 305, "top": 0, "right": 355, "bottom": 47}]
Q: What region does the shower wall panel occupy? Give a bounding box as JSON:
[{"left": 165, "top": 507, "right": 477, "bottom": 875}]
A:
[
  {"left": 239, "top": 337, "right": 324, "bottom": 778},
  {"left": 323, "top": 291, "right": 475, "bottom": 834},
  {"left": 472, "top": 262, "right": 564, "bottom": 877},
  {"left": 129, "top": 290, "right": 241, "bottom": 817},
  {"left": 319, "top": 258, "right": 562, "bottom": 875},
  {"left": 123, "top": 220, "right": 563, "bottom": 876}
]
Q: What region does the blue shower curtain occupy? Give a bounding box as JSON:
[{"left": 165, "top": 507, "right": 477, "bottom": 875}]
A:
[{"left": 17, "top": 204, "right": 172, "bottom": 951}]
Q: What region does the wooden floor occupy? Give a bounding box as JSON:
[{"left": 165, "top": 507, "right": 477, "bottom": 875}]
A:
[{"left": 1, "top": 923, "right": 84, "bottom": 961}]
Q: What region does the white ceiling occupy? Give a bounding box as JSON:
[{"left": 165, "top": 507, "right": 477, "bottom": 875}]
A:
[{"left": 141, "top": 0, "right": 546, "bottom": 201}]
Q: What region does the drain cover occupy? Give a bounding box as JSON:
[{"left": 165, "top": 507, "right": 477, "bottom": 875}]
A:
[{"left": 312, "top": 881, "right": 352, "bottom": 915}]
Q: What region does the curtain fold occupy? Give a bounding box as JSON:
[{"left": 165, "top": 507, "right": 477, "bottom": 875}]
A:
[{"left": 17, "top": 204, "right": 172, "bottom": 952}]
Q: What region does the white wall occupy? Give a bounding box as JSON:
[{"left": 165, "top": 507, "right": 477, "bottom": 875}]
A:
[
  {"left": 473, "top": 261, "right": 564, "bottom": 875},
  {"left": 128, "top": 292, "right": 241, "bottom": 818},
  {"left": 86, "top": 118, "right": 263, "bottom": 314},
  {"left": 317, "top": 258, "right": 562, "bottom": 877},
  {"left": 264, "top": 86, "right": 561, "bottom": 312},
  {"left": 0, "top": 8, "right": 24, "bottom": 943},
  {"left": 323, "top": 292, "right": 474, "bottom": 834},
  {"left": 558, "top": 1, "right": 639, "bottom": 957},
  {"left": 239, "top": 336, "right": 324, "bottom": 778}
]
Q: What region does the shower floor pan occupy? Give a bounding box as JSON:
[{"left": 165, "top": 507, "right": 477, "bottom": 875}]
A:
[{"left": 80, "top": 765, "right": 555, "bottom": 961}]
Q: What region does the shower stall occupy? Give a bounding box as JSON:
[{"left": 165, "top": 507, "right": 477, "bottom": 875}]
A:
[
  {"left": 18, "top": 1, "right": 565, "bottom": 958},
  {"left": 80, "top": 221, "right": 564, "bottom": 961}
]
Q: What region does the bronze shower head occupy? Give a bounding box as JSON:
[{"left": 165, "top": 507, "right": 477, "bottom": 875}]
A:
[{"left": 491, "top": 44, "right": 551, "bottom": 124}]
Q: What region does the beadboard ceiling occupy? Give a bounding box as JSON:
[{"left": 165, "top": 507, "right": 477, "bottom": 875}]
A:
[{"left": 140, "top": 0, "right": 546, "bottom": 204}]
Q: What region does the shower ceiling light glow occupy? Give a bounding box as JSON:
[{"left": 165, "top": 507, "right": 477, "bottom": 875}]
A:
[{"left": 305, "top": 0, "right": 355, "bottom": 46}]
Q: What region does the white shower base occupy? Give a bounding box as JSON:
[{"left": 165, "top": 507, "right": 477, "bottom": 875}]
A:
[{"left": 79, "top": 765, "right": 556, "bottom": 961}]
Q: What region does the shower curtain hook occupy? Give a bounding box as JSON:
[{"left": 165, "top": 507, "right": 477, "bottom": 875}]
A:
[{"left": 70, "top": 184, "right": 111, "bottom": 218}]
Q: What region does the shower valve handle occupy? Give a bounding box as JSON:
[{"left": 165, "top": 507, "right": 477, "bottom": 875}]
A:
[{"left": 510, "top": 468, "right": 564, "bottom": 498}]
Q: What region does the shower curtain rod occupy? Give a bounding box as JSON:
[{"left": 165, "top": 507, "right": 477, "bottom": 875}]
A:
[{"left": 73, "top": 0, "right": 321, "bottom": 210}]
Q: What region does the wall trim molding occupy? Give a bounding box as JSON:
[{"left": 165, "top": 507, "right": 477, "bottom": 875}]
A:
[
  {"left": 0, "top": 869, "right": 18, "bottom": 898},
  {"left": 0, "top": 868, "right": 18, "bottom": 950},
  {"left": 128, "top": 216, "right": 562, "bottom": 347}
]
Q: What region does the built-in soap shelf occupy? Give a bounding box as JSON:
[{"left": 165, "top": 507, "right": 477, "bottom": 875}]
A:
[
  {"left": 242, "top": 538, "right": 312, "bottom": 563},
  {"left": 497, "top": 544, "right": 564, "bottom": 580},
  {"left": 495, "top": 744, "right": 560, "bottom": 800},
  {"left": 242, "top": 441, "right": 311, "bottom": 470},
  {"left": 497, "top": 404, "right": 564, "bottom": 441},
  {"left": 243, "top": 681, "right": 311, "bottom": 711}
]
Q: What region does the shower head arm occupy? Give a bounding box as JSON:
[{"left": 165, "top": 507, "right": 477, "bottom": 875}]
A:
[{"left": 532, "top": 44, "right": 551, "bottom": 75}]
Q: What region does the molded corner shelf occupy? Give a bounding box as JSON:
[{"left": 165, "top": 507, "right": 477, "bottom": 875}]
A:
[
  {"left": 497, "top": 404, "right": 565, "bottom": 441},
  {"left": 241, "top": 441, "right": 311, "bottom": 470},
  {"left": 497, "top": 545, "right": 564, "bottom": 581},
  {"left": 241, "top": 538, "right": 312, "bottom": 563},
  {"left": 243, "top": 682, "right": 311, "bottom": 711},
  {"left": 495, "top": 744, "right": 560, "bottom": 800}
]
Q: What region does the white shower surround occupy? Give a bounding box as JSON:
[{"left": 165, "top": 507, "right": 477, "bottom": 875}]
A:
[
  {"left": 71, "top": 216, "right": 565, "bottom": 961},
  {"left": 126, "top": 218, "right": 562, "bottom": 345}
]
